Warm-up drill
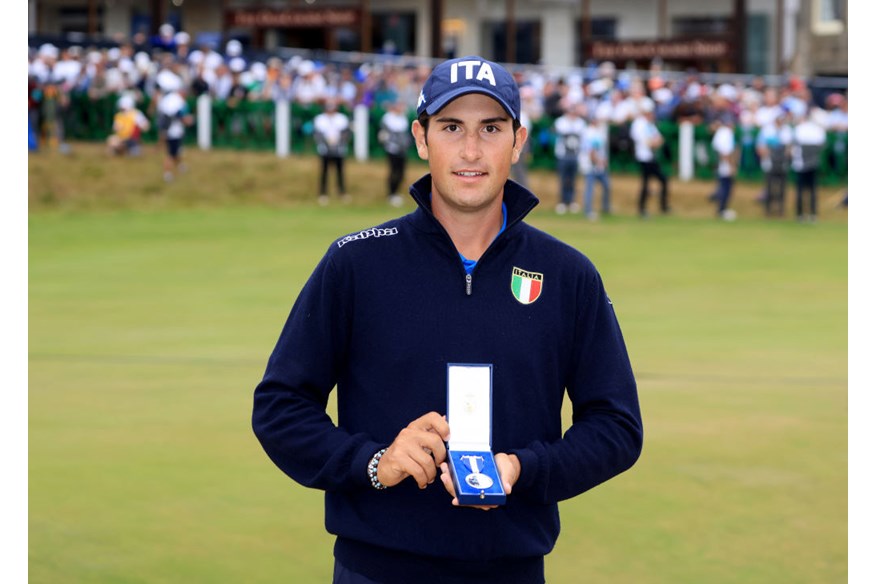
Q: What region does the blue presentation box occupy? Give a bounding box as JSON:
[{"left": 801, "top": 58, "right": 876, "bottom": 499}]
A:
[{"left": 446, "top": 363, "right": 506, "bottom": 506}]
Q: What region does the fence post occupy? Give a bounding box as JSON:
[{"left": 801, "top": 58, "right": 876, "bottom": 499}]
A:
[
  {"left": 678, "top": 120, "right": 694, "bottom": 181},
  {"left": 353, "top": 104, "right": 369, "bottom": 162},
  {"left": 197, "top": 94, "right": 211, "bottom": 151},
  {"left": 275, "top": 99, "right": 290, "bottom": 158}
]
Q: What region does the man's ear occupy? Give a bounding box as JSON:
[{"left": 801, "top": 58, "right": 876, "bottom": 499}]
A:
[
  {"left": 412, "top": 120, "right": 429, "bottom": 161},
  {"left": 511, "top": 125, "right": 528, "bottom": 165}
]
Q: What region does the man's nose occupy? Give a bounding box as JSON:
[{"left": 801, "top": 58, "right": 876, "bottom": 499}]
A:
[{"left": 460, "top": 132, "right": 482, "bottom": 160}]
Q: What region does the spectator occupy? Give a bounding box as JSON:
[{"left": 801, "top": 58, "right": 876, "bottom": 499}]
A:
[
  {"left": 34, "top": 43, "right": 72, "bottom": 154},
  {"left": 737, "top": 96, "right": 761, "bottom": 177},
  {"left": 28, "top": 72, "right": 41, "bottom": 150},
  {"left": 377, "top": 97, "right": 412, "bottom": 207},
  {"left": 224, "top": 38, "right": 244, "bottom": 63},
  {"left": 756, "top": 106, "right": 794, "bottom": 217},
  {"left": 156, "top": 71, "right": 193, "bottom": 182},
  {"left": 710, "top": 112, "right": 738, "bottom": 221},
  {"left": 106, "top": 93, "right": 150, "bottom": 156},
  {"left": 824, "top": 93, "right": 848, "bottom": 179},
  {"left": 630, "top": 102, "right": 670, "bottom": 218},
  {"left": 292, "top": 59, "right": 327, "bottom": 105},
  {"left": 542, "top": 77, "right": 567, "bottom": 119},
  {"left": 327, "top": 66, "right": 359, "bottom": 109},
  {"left": 211, "top": 61, "right": 233, "bottom": 100},
  {"left": 791, "top": 107, "right": 827, "bottom": 222},
  {"left": 755, "top": 87, "right": 783, "bottom": 128},
  {"left": 619, "top": 78, "right": 655, "bottom": 124},
  {"left": 581, "top": 110, "right": 612, "bottom": 221},
  {"left": 313, "top": 97, "right": 352, "bottom": 205},
  {"left": 552, "top": 101, "right": 587, "bottom": 214},
  {"left": 188, "top": 56, "right": 212, "bottom": 98},
  {"left": 266, "top": 68, "right": 295, "bottom": 103},
  {"left": 152, "top": 23, "right": 177, "bottom": 54},
  {"left": 587, "top": 61, "right": 616, "bottom": 100},
  {"left": 174, "top": 31, "right": 192, "bottom": 62}
]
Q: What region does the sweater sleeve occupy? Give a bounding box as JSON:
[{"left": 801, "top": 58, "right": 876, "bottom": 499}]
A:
[
  {"left": 511, "top": 268, "right": 643, "bottom": 504},
  {"left": 252, "top": 250, "right": 383, "bottom": 492}
]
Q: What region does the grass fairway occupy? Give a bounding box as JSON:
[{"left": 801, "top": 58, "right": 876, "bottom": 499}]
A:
[{"left": 29, "top": 144, "right": 847, "bottom": 583}]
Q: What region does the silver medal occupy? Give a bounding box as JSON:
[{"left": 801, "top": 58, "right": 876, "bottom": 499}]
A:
[{"left": 460, "top": 455, "right": 494, "bottom": 489}]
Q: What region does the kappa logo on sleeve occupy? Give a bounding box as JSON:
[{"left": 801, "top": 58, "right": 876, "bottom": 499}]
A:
[
  {"left": 510, "top": 267, "right": 543, "bottom": 305},
  {"left": 336, "top": 227, "right": 399, "bottom": 248}
]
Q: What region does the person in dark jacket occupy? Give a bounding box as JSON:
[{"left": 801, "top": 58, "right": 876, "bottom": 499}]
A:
[{"left": 252, "top": 55, "right": 643, "bottom": 584}]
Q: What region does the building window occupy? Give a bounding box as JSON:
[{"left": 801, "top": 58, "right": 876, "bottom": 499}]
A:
[
  {"left": 813, "top": 0, "right": 844, "bottom": 34},
  {"left": 672, "top": 16, "right": 732, "bottom": 37},
  {"left": 372, "top": 12, "right": 416, "bottom": 55},
  {"left": 484, "top": 20, "right": 541, "bottom": 65},
  {"left": 576, "top": 18, "right": 617, "bottom": 66},
  {"left": 59, "top": 7, "right": 104, "bottom": 36}
]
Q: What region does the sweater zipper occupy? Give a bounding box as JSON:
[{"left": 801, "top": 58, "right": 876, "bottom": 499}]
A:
[{"left": 465, "top": 273, "right": 472, "bottom": 296}]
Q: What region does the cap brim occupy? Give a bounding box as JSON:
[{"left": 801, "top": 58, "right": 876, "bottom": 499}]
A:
[{"left": 424, "top": 86, "right": 518, "bottom": 120}]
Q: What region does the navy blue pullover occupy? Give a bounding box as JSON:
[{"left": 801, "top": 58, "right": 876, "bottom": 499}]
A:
[{"left": 252, "top": 174, "right": 643, "bottom": 583}]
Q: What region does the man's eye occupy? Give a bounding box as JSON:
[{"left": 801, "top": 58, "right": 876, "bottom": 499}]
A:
[
  {"left": 444, "top": 124, "right": 459, "bottom": 132},
  {"left": 484, "top": 125, "right": 499, "bottom": 133}
]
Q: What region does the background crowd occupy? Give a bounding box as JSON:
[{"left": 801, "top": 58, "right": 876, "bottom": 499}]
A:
[{"left": 28, "top": 24, "right": 848, "bottom": 219}]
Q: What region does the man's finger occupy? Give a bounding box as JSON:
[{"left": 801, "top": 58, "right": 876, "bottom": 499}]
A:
[{"left": 411, "top": 412, "right": 450, "bottom": 441}]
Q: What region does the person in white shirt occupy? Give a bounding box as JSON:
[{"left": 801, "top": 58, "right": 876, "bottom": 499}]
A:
[
  {"left": 710, "top": 113, "right": 738, "bottom": 220},
  {"left": 313, "top": 98, "right": 352, "bottom": 205},
  {"left": 629, "top": 103, "right": 669, "bottom": 217},
  {"left": 580, "top": 112, "right": 612, "bottom": 221},
  {"left": 293, "top": 60, "right": 328, "bottom": 105},
  {"left": 754, "top": 88, "right": 783, "bottom": 129},
  {"left": 552, "top": 102, "right": 587, "bottom": 214},
  {"left": 156, "top": 74, "right": 194, "bottom": 182}
]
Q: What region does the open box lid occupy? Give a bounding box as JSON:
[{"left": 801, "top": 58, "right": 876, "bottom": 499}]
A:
[{"left": 446, "top": 363, "right": 492, "bottom": 451}]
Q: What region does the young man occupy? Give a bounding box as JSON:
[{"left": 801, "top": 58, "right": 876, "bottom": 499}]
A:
[{"left": 252, "top": 56, "right": 643, "bottom": 584}]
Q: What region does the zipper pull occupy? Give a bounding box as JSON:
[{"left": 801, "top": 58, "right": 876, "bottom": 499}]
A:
[{"left": 465, "top": 273, "right": 472, "bottom": 296}]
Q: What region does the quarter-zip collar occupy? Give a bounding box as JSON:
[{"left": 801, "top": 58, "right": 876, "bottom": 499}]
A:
[
  {"left": 407, "top": 174, "right": 540, "bottom": 239},
  {"left": 407, "top": 174, "right": 540, "bottom": 296}
]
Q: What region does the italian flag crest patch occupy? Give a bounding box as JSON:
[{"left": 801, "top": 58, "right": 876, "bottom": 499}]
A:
[{"left": 510, "top": 267, "right": 543, "bottom": 305}]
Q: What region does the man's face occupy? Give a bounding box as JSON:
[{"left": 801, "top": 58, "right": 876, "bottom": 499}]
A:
[{"left": 412, "top": 93, "right": 526, "bottom": 214}]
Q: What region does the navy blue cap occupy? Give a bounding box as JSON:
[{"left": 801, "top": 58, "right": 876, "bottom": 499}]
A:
[{"left": 416, "top": 56, "right": 520, "bottom": 120}]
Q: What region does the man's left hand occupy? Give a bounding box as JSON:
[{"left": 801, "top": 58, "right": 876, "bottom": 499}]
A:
[{"left": 438, "top": 453, "right": 521, "bottom": 511}]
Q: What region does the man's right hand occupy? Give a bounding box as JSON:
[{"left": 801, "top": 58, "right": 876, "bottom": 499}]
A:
[{"left": 377, "top": 412, "right": 450, "bottom": 489}]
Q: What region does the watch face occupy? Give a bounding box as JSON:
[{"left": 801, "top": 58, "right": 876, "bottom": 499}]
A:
[{"left": 465, "top": 472, "right": 493, "bottom": 489}]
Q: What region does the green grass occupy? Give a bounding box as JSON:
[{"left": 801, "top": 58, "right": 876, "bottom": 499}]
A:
[{"left": 29, "top": 144, "right": 847, "bottom": 583}]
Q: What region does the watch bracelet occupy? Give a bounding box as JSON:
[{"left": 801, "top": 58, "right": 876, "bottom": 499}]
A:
[{"left": 368, "top": 448, "right": 388, "bottom": 490}]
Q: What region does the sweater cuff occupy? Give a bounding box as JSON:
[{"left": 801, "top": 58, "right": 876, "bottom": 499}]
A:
[
  {"left": 509, "top": 447, "right": 539, "bottom": 493},
  {"left": 352, "top": 441, "right": 387, "bottom": 489}
]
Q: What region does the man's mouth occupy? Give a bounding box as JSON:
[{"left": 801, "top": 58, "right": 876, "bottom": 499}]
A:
[{"left": 454, "top": 171, "right": 486, "bottom": 177}]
